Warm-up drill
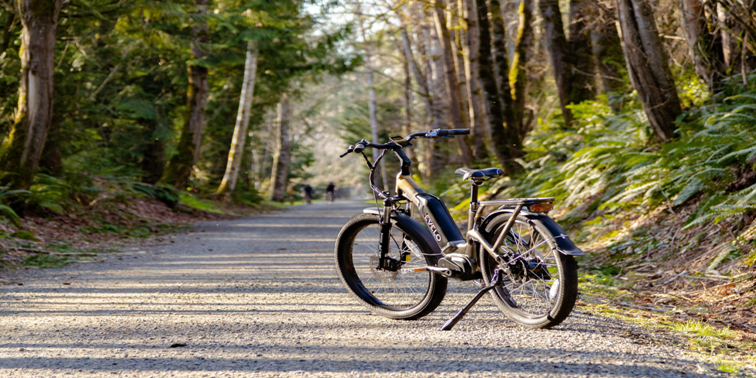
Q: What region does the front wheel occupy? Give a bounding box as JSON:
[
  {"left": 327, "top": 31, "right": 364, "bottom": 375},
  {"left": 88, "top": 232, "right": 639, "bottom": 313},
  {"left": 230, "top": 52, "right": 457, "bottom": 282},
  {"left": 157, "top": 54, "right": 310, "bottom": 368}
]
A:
[
  {"left": 479, "top": 213, "right": 578, "bottom": 328},
  {"left": 335, "top": 213, "right": 447, "bottom": 320}
]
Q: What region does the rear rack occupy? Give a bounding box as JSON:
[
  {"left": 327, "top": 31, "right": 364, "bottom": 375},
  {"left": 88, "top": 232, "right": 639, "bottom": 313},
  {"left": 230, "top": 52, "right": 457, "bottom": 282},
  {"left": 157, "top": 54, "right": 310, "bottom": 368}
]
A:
[{"left": 479, "top": 197, "right": 554, "bottom": 207}]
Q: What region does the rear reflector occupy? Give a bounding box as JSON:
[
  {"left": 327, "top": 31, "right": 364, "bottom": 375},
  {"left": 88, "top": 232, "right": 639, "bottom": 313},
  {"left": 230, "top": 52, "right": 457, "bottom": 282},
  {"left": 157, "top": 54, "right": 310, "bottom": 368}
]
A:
[{"left": 530, "top": 203, "right": 553, "bottom": 213}]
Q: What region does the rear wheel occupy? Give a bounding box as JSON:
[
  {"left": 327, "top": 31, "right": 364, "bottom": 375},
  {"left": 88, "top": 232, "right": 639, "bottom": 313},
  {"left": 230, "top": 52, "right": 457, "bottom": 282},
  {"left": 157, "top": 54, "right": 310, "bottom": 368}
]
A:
[
  {"left": 479, "top": 213, "right": 578, "bottom": 328},
  {"left": 335, "top": 213, "right": 447, "bottom": 320}
]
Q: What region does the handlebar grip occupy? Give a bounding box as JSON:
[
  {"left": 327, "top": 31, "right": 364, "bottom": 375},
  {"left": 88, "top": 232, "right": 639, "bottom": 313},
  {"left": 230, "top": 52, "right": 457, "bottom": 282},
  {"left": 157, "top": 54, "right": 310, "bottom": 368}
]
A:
[
  {"left": 437, "top": 129, "right": 470, "bottom": 136},
  {"left": 353, "top": 143, "right": 366, "bottom": 154}
]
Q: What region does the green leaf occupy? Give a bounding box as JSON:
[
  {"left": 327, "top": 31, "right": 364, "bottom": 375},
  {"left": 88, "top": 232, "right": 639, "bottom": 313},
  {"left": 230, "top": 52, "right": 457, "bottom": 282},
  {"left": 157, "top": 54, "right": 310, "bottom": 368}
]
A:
[
  {"left": 673, "top": 178, "right": 702, "bottom": 206},
  {"left": 0, "top": 204, "right": 21, "bottom": 227}
]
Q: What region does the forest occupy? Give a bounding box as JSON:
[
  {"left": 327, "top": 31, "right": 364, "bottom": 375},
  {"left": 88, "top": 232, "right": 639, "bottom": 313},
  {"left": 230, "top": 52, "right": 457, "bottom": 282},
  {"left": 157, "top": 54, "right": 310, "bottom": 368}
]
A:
[{"left": 0, "top": 0, "right": 755, "bottom": 370}]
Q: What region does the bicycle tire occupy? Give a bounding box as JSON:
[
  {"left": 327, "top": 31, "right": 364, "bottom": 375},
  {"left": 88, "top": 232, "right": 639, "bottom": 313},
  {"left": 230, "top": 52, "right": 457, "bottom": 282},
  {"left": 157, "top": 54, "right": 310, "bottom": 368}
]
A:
[
  {"left": 335, "top": 213, "right": 447, "bottom": 320},
  {"left": 479, "top": 213, "right": 578, "bottom": 328}
]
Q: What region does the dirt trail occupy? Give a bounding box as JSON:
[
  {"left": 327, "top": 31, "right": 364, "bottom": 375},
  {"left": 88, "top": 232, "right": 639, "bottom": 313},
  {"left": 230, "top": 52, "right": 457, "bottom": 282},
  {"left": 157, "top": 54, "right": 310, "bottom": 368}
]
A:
[{"left": 0, "top": 201, "right": 725, "bottom": 377}]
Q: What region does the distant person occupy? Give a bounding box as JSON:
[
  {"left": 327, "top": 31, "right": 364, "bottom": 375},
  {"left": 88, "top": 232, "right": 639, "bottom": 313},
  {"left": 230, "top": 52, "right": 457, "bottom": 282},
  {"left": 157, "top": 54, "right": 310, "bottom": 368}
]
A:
[
  {"left": 302, "top": 183, "right": 313, "bottom": 204},
  {"left": 326, "top": 182, "right": 335, "bottom": 203}
]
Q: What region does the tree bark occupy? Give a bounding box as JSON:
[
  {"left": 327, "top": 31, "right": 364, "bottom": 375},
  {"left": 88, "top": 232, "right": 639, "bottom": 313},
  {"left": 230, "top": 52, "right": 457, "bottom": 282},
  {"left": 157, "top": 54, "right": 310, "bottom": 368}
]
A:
[
  {"left": 477, "top": 0, "right": 519, "bottom": 174},
  {"left": 431, "top": 0, "right": 473, "bottom": 168},
  {"left": 162, "top": 0, "right": 209, "bottom": 189},
  {"left": 461, "top": 0, "right": 488, "bottom": 160},
  {"left": 590, "top": 8, "right": 626, "bottom": 108},
  {"left": 398, "top": 35, "right": 415, "bottom": 164},
  {"left": 679, "top": 0, "right": 725, "bottom": 93},
  {"left": 39, "top": 110, "right": 62, "bottom": 177},
  {"left": 0, "top": 0, "right": 64, "bottom": 191},
  {"left": 568, "top": 0, "right": 596, "bottom": 103},
  {"left": 539, "top": 0, "right": 573, "bottom": 126},
  {"left": 423, "top": 23, "right": 445, "bottom": 180},
  {"left": 217, "top": 41, "right": 259, "bottom": 195},
  {"left": 269, "top": 95, "right": 291, "bottom": 202},
  {"left": 449, "top": 1, "right": 470, "bottom": 134},
  {"left": 400, "top": 20, "right": 437, "bottom": 180},
  {"left": 488, "top": 0, "right": 523, "bottom": 167},
  {"left": 616, "top": 0, "right": 681, "bottom": 141},
  {"left": 510, "top": 0, "right": 534, "bottom": 138}
]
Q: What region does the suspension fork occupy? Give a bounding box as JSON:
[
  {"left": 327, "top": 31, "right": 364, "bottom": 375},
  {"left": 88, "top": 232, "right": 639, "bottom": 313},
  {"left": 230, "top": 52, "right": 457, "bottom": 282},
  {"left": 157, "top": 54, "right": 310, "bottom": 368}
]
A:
[{"left": 378, "top": 199, "right": 397, "bottom": 270}]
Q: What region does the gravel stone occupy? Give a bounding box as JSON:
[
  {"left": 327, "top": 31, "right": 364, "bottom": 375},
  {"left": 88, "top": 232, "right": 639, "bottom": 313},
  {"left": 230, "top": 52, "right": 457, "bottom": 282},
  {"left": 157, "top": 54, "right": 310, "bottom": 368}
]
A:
[{"left": 0, "top": 201, "right": 725, "bottom": 377}]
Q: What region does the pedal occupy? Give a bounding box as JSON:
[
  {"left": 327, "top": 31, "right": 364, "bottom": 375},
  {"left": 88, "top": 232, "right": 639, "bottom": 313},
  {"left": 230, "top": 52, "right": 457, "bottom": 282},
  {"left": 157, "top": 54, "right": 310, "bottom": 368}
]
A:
[{"left": 436, "top": 254, "right": 480, "bottom": 281}]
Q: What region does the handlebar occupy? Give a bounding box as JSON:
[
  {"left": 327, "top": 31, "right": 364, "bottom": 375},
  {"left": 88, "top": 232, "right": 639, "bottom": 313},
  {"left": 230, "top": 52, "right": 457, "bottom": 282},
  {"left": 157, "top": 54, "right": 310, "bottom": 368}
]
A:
[{"left": 340, "top": 128, "right": 470, "bottom": 158}]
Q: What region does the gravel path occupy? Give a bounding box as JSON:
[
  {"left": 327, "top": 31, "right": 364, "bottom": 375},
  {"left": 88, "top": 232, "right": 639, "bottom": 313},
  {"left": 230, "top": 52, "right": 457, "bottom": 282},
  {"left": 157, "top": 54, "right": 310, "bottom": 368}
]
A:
[{"left": 0, "top": 200, "right": 724, "bottom": 377}]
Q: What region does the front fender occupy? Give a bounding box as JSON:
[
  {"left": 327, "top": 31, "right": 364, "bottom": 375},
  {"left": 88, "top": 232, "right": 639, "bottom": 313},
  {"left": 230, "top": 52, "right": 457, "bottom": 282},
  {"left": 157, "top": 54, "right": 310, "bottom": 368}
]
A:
[{"left": 480, "top": 209, "right": 584, "bottom": 256}]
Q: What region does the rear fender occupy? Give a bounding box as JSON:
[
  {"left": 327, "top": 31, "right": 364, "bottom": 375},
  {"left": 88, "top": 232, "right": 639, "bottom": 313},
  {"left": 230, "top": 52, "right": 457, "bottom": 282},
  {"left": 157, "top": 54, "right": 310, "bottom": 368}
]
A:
[
  {"left": 480, "top": 209, "right": 584, "bottom": 256},
  {"left": 363, "top": 209, "right": 444, "bottom": 264}
]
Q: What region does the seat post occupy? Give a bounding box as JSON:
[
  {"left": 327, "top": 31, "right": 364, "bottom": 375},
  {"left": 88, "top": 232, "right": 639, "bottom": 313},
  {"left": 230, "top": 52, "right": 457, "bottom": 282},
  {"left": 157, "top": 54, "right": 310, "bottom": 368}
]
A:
[{"left": 467, "top": 181, "right": 481, "bottom": 232}]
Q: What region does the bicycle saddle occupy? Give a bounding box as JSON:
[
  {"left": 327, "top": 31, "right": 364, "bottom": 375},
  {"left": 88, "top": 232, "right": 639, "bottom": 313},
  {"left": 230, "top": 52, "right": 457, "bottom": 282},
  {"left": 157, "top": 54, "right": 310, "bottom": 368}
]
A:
[{"left": 454, "top": 167, "right": 504, "bottom": 181}]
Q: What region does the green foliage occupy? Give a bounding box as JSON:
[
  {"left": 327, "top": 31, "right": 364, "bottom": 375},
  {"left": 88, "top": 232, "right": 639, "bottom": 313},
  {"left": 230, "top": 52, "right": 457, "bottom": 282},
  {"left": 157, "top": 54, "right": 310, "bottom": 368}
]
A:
[
  {"left": 131, "top": 183, "right": 180, "bottom": 208},
  {"left": 21, "top": 254, "right": 70, "bottom": 269},
  {"left": 0, "top": 185, "right": 27, "bottom": 227},
  {"left": 178, "top": 192, "right": 223, "bottom": 213},
  {"left": 11, "top": 230, "right": 37, "bottom": 241},
  {"left": 484, "top": 82, "right": 756, "bottom": 229}
]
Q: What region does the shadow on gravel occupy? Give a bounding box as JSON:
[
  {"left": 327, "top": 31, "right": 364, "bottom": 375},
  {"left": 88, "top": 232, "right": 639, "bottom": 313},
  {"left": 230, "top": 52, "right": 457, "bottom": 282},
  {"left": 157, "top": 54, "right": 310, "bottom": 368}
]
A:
[{"left": 0, "top": 350, "right": 712, "bottom": 377}]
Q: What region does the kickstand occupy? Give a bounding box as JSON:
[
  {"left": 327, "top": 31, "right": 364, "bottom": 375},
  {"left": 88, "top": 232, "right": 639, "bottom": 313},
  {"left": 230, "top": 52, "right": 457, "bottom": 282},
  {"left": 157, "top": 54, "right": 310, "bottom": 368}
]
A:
[{"left": 440, "top": 269, "right": 503, "bottom": 331}]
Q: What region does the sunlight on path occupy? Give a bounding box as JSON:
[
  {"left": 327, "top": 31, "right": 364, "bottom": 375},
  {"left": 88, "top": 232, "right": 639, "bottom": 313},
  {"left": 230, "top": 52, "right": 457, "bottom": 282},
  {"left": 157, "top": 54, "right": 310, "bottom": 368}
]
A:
[{"left": 0, "top": 201, "right": 723, "bottom": 377}]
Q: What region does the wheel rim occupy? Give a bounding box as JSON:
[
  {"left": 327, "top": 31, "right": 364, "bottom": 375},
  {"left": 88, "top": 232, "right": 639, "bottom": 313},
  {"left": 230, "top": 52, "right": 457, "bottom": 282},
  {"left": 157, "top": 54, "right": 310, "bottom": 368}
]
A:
[
  {"left": 349, "top": 223, "right": 432, "bottom": 310},
  {"left": 488, "top": 219, "right": 561, "bottom": 318}
]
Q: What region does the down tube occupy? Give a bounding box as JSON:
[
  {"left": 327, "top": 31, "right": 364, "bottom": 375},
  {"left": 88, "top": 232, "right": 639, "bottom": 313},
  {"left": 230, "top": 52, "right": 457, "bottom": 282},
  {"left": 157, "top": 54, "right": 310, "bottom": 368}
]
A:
[{"left": 395, "top": 175, "right": 464, "bottom": 248}]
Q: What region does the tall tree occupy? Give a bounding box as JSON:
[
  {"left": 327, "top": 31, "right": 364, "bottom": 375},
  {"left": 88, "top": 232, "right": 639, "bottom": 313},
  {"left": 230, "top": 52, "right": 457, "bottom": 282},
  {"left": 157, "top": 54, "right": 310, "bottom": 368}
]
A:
[
  {"left": 488, "top": 0, "right": 523, "bottom": 165},
  {"left": 510, "top": 0, "right": 535, "bottom": 138},
  {"left": 590, "top": 3, "right": 626, "bottom": 109},
  {"left": 679, "top": 0, "right": 726, "bottom": 92},
  {"left": 431, "top": 0, "right": 473, "bottom": 168},
  {"left": 616, "top": 0, "right": 681, "bottom": 141},
  {"left": 461, "top": 0, "right": 488, "bottom": 160},
  {"left": 217, "top": 41, "right": 259, "bottom": 195},
  {"left": 162, "top": 0, "right": 210, "bottom": 189},
  {"left": 538, "top": 0, "right": 596, "bottom": 127},
  {"left": 269, "top": 95, "right": 291, "bottom": 202},
  {"left": 477, "top": 0, "right": 519, "bottom": 174},
  {"left": 568, "top": 0, "right": 596, "bottom": 102},
  {"left": 0, "top": 0, "right": 64, "bottom": 191},
  {"left": 539, "top": 0, "right": 573, "bottom": 126}
]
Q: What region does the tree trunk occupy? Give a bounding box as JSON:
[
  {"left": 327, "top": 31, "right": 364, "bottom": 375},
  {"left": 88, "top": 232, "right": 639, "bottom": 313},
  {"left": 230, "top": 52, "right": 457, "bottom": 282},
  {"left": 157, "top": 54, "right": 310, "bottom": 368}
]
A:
[
  {"left": 399, "top": 36, "right": 415, "bottom": 164},
  {"left": 449, "top": 1, "right": 470, "bottom": 133},
  {"left": 477, "top": 0, "right": 519, "bottom": 173},
  {"left": 539, "top": 0, "right": 573, "bottom": 126},
  {"left": 400, "top": 22, "right": 437, "bottom": 180},
  {"left": 39, "top": 110, "right": 62, "bottom": 177},
  {"left": 400, "top": 25, "right": 433, "bottom": 114},
  {"left": 461, "top": 0, "right": 488, "bottom": 160},
  {"left": 0, "top": 0, "right": 64, "bottom": 191},
  {"left": 510, "top": 0, "right": 535, "bottom": 138},
  {"left": 568, "top": 0, "right": 596, "bottom": 103},
  {"left": 616, "top": 0, "right": 681, "bottom": 141},
  {"left": 424, "top": 23, "right": 445, "bottom": 180},
  {"left": 162, "top": 0, "right": 209, "bottom": 189},
  {"left": 431, "top": 0, "right": 473, "bottom": 168},
  {"left": 269, "top": 95, "right": 291, "bottom": 202},
  {"left": 217, "top": 41, "right": 259, "bottom": 195},
  {"left": 488, "top": 0, "right": 523, "bottom": 168},
  {"left": 679, "top": 0, "right": 725, "bottom": 93},
  {"left": 590, "top": 8, "right": 627, "bottom": 110}
]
